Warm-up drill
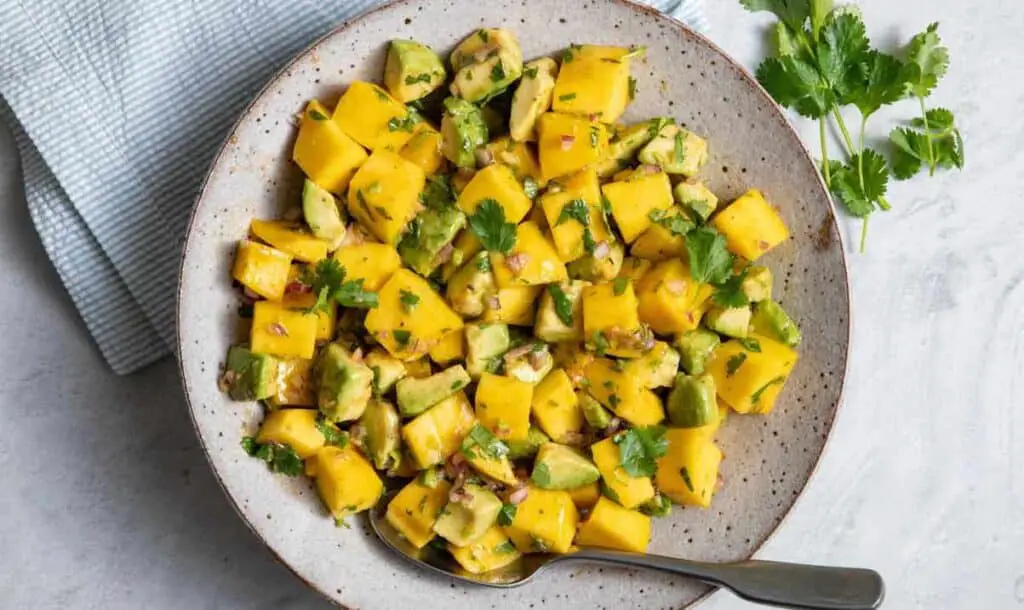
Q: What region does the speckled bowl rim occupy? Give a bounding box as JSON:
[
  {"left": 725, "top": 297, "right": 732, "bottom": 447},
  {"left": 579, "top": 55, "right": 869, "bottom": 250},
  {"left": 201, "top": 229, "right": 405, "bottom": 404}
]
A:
[{"left": 174, "top": 1, "right": 852, "bottom": 607}]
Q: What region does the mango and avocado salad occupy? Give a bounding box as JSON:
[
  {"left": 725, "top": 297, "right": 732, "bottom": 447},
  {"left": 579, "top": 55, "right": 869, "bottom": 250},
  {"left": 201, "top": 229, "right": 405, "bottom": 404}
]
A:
[{"left": 221, "top": 27, "right": 801, "bottom": 572}]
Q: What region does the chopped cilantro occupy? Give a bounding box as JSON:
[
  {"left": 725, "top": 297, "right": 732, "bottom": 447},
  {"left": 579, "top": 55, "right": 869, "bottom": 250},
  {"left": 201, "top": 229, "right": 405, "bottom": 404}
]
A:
[
  {"left": 393, "top": 329, "right": 413, "bottom": 348},
  {"left": 556, "top": 199, "right": 590, "bottom": 227},
  {"left": 612, "top": 277, "right": 628, "bottom": 296},
  {"left": 241, "top": 437, "right": 303, "bottom": 476},
  {"left": 725, "top": 352, "right": 747, "bottom": 377},
  {"left": 531, "top": 462, "right": 552, "bottom": 487},
  {"left": 612, "top": 426, "right": 668, "bottom": 478},
  {"left": 461, "top": 423, "right": 510, "bottom": 460},
  {"left": 467, "top": 199, "right": 517, "bottom": 254},
  {"left": 547, "top": 284, "right": 574, "bottom": 327},
  {"left": 399, "top": 289, "right": 420, "bottom": 313}
]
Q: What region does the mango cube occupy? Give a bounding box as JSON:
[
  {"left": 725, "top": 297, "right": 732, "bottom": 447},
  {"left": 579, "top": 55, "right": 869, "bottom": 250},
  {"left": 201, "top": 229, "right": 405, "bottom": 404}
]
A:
[
  {"left": 255, "top": 408, "right": 325, "bottom": 459},
  {"left": 475, "top": 373, "right": 533, "bottom": 442},
  {"left": 232, "top": 240, "right": 292, "bottom": 301},
  {"left": 428, "top": 329, "right": 465, "bottom": 365},
  {"left": 402, "top": 392, "right": 476, "bottom": 468},
  {"left": 484, "top": 137, "right": 545, "bottom": 185},
  {"left": 250, "top": 220, "right": 328, "bottom": 263},
  {"left": 531, "top": 369, "right": 583, "bottom": 443},
  {"left": 481, "top": 285, "right": 542, "bottom": 326},
  {"left": 365, "top": 269, "right": 465, "bottom": 361},
  {"left": 567, "top": 481, "right": 601, "bottom": 510},
  {"left": 602, "top": 171, "right": 674, "bottom": 243},
  {"left": 705, "top": 335, "right": 798, "bottom": 414},
  {"left": 491, "top": 221, "right": 568, "bottom": 287},
  {"left": 347, "top": 150, "right": 425, "bottom": 245},
  {"left": 581, "top": 281, "right": 648, "bottom": 357},
  {"left": 636, "top": 259, "right": 714, "bottom": 335},
  {"left": 502, "top": 487, "right": 578, "bottom": 554},
  {"left": 612, "top": 388, "right": 665, "bottom": 427},
  {"left": 457, "top": 163, "right": 533, "bottom": 224},
  {"left": 630, "top": 206, "right": 692, "bottom": 261},
  {"left": 575, "top": 496, "right": 651, "bottom": 553},
  {"left": 656, "top": 428, "right": 723, "bottom": 508},
  {"left": 292, "top": 100, "right": 369, "bottom": 194},
  {"left": 591, "top": 437, "right": 655, "bottom": 509},
  {"left": 536, "top": 112, "right": 609, "bottom": 181},
  {"left": 712, "top": 189, "right": 790, "bottom": 261},
  {"left": 267, "top": 357, "right": 316, "bottom": 408},
  {"left": 251, "top": 300, "right": 318, "bottom": 359},
  {"left": 552, "top": 45, "right": 632, "bottom": 124},
  {"left": 583, "top": 357, "right": 642, "bottom": 414},
  {"left": 332, "top": 81, "right": 417, "bottom": 151},
  {"left": 539, "top": 168, "right": 614, "bottom": 262},
  {"left": 399, "top": 125, "right": 444, "bottom": 175},
  {"left": 313, "top": 445, "right": 384, "bottom": 519},
  {"left": 386, "top": 478, "right": 453, "bottom": 549},
  {"left": 332, "top": 241, "right": 402, "bottom": 291}
]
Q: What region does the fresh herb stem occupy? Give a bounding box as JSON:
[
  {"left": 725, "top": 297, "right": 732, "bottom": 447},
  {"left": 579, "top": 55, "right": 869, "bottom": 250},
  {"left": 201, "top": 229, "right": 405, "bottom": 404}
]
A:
[
  {"left": 859, "top": 214, "right": 869, "bottom": 253},
  {"left": 918, "top": 96, "right": 936, "bottom": 176},
  {"left": 820, "top": 117, "right": 831, "bottom": 187},
  {"left": 832, "top": 108, "right": 857, "bottom": 157}
]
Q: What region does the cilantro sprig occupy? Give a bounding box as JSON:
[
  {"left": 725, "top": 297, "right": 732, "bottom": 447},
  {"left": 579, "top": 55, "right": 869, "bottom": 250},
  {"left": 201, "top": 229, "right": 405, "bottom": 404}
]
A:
[
  {"left": 302, "top": 259, "right": 379, "bottom": 313},
  {"left": 467, "top": 199, "right": 516, "bottom": 254},
  {"left": 613, "top": 426, "right": 668, "bottom": 478},
  {"left": 241, "top": 437, "right": 303, "bottom": 476},
  {"left": 740, "top": 1, "right": 964, "bottom": 252}
]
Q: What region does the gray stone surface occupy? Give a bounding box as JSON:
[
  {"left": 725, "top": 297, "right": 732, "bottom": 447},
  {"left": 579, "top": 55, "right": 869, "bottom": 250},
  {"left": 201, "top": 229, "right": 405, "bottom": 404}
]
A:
[{"left": 1, "top": 1, "right": 1022, "bottom": 608}]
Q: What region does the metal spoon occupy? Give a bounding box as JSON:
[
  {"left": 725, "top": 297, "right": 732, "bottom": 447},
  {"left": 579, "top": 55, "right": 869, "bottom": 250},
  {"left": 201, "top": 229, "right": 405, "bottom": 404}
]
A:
[{"left": 369, "top": 496, "right": 884, "bottom": 609}]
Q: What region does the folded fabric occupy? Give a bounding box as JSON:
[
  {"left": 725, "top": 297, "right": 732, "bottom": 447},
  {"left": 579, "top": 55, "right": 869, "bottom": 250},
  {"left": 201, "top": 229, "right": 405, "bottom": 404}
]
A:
[{"left": 0, "top": 0, "right": 707, "bottom": 375}]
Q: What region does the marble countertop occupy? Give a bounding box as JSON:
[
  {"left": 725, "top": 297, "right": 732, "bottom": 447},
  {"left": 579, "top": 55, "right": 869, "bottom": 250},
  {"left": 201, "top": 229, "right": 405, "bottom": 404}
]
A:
[{"left": 1, "top": 1, "right": 1021, "bottom": 608}]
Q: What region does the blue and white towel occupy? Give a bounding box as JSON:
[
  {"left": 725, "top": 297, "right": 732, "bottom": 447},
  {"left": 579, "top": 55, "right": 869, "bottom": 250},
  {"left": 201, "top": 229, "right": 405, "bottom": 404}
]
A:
[{"left": 0, "top": 0, "right": 707, "bottom": 375}]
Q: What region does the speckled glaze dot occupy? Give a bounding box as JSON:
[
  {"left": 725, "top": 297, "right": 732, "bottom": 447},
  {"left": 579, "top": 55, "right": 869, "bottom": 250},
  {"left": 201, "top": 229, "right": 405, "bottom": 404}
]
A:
[{"left": 176, "top": 0, "right": 850, "bottom": 608}]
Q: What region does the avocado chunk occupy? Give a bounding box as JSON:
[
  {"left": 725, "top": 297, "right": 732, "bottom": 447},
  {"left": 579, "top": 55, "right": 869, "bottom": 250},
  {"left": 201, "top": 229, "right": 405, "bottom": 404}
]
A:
[
  {"left": 465, "top": 323, "right": 511, "bottom": 379},
  {"left": 705, "top": 306, "right": 752, "bottom": 339},
  {"left": 503, "top": 342, "right": 553, "bottom": 384},
  {"left": 741, "top": 266, "right": 773, "bottom": 303},
  {"left": 531, "top": 443, "right": 600, "bottom": 490},
  {"left": 317, "top": 344, "right": 374, "bottom": 422},
  {"left": 440, "top": 97, "right": 489, "bottom": 168},
  {"left": 594, "top": 119, "right": 662, "bottom": 178},
  {"left": 223, "top": 345, "right": 277, "bottom": 401},
  {"left": 365, "top": 348, "right": 407, "bottom": 395},
  {"left": 507, "top": 425, "right": 551, "bottom": 459},
  {"left": 672, "top": 180, "right": 719, "bottom": 222},
  {"left": 398, "top": 204, "right": 467, "bottom": 276},
  {"left": 449, "top": 29, "right": 524, "bottom": 103},
  {"left": 384, "top": 40, "right": 447, "bottom": 103},
  {"left": 359, "top": 399, "right": 401, "bottom": 469},
  {"left": 534, "top": 280, "right": 587, "bottom": 343},
  {"left": 638, "top": 122, "right": 709, "bottom": 177},
  {"left": 395, "top": 364, "right": 472, "bottom": 417},
  {"left": 446, "top": 252, "right": 497, "bottom": 318},
  {"left": 433, "top": 483, "right": 502, "bottom": 546},
  {"left": 566, "top": 241, "right": 624, "bottom": 282},
  {"left": 509, "top": 58, "right": 558, "bottom": 141},
  {"left": 639, "top": 494, "right": 673, "bottom": 517},
  {"left": 302, "top": 179, "right": 347, "bottom": 249},
  {"left": 674, "top": 329, "right": 721, "bottom": 375},
  {"left": 417, "top": 466, "right": 445, "bottom": 488},
  {"left": 578, "top": 391, "right": 613, "bottom": 429},
  {"left": 667, "top": 373, "right": 718, "bottom": 428},
  {"left": 751, "top": 300, "right": 801, "bottom": 347},
  {"left": 632, "top": 343, "right": 681, "bottom": 389}
]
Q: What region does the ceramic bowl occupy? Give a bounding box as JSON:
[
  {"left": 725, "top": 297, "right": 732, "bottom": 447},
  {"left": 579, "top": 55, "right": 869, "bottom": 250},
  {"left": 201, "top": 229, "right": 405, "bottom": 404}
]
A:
[{"left": 177, "top": 0, "right": 851, "bottom": 607}]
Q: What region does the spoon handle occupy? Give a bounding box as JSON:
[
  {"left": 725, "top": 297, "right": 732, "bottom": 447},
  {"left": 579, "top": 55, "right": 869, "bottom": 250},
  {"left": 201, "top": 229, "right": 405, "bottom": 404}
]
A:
[{"left": 560, "top": 549, "right": 884, "bottom": 609}]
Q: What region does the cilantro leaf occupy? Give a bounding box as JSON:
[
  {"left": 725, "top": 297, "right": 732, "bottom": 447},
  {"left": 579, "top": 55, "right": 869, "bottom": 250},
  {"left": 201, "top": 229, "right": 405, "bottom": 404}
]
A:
[
  {"left": 756, "top": 54, "right": 834, "bottom": 119},
  {"left": 613, "top": 426, "right": 669, "bottom": 478},
  {"left": 685, "top": 227, "right": 733, "bottom": 285},
  {"left": 817, "top": 12, "right": 870, "bottom": 105},
  {"left": 460, "top": 423, "right": 510, "bottom": 460},
  {"left": 334, "top": 278, "right": 379, "bottom": 309},
  {"left": 852, "top": 50, "right": 908, "bottom": 118},
  {"left": 316, "top": 418, "right": 350, "bottom": 448},
  {"left": 400, "top": 289, "right": 420, "bottom": 313},
  {"left": 419, "top": 175, "right": 456, "bottom": 210},
  {"left": 497, "top": 503, "right": 518, "bottom": 526},
  {"left": 888, "top": 127, "right": 929, "bottom": 180},
  {"left": 302, "top": 258, "right": 378, "bottom": 311},
  {"left": 903, "top": 23, "right": 949, "bottom": 98},
  {"left": 556, "top": 199, "right": 590, "bottom": 226},
  {"left": 468, "top": 199, "right": 517, "bottom": 254},
  {"left": 738, "top": 0, "right": 810, "bottom": 31},
  {"left": 808, "top": 0, "right": 832, "bottom": 37},
  {"left": 825, "top": 149, "right": 889, "bottom": 217},
  {"left": 242, "top": 437, "right": 303, "bottom": 476},
  {"left": 712, "top": 268, "right": 751, "bottom": 308},
  {"left": 912, "top": 107, "right": 955, "bottom": 133},
  {"left": 613, "top": 277, "right": 629, "bottom": 296},
  {"left": 547, "top": 284, "right": 574, "bottom": 327},
  {"left": 649, "top": 209, "right": 695, "bottom": 237}
]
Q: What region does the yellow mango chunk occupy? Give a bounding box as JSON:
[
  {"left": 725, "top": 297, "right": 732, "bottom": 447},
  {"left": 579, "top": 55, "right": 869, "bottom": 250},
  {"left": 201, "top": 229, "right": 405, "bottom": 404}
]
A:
[
  {"left": 399, "top": 125, "right": 444, "bottom": 175},
  {"left": 232, "top": 240, "right": 292, "bottom": 301},
  {"left": 552, "top": 45, "right": 632, "bottom": 124},
  {"left": 484, "top": 137, "right": 546, "bottom": 185},
  {"left": 531, "top": 369, "right": 583, "bottom": 443},
  {"left": 346, "top": 149, "right": 426, "bottom": 245},
  {"left": 267, "top": 357, "right": 315, "bottom": 408},
  {"left": 251, "top": 301, "right": 318, "bottom": 359},
  {"left": 402, "top": 391, "right": 476, "bottom": 468},
  {"left": 365, "top": 269, "right": 465, "bottom": 361},
  {"left": 636, "top": 259, "right": 715, "bottom": 335},
  {"left": 465, "top": 446, "right": 519, "bottom": 486},
  {"left": 656, "top": 428, "right": 722, "bottom": 508},
  {"left": 250, "top": 220, "right": 328, "bottom": 263},
  {"left": 567, "top": 481, "right": 601, "bottom": 510},
  {"left": 630, "top": 206, "right": 691, "bottom": 261},
  {"left": 581, "top": 281, "right": 649, "bottom": 358},
  {"left": 617, "top": 257, "right": 652, "bottom": 284},
  {"left": 313, "top": 445, "right": 384, "bottom": 519},
  {"left": 491, "top": 222, "right": 568, "bottom": 287},
  {"left": 712, "top": 189, "right": 790, "bottom": 261},
  {"left": 583, "top": 356, "right": 641, "bottom": 414},
  {"left": 613, "top": 388, "right": 665, "bottom": 427},
  {"left": 591, "top": 437, "right": 655, "bottom": 509},
  {"left": 705, "top": 335, "right": 798, "bottom": 414},
  {"left": 602, "top": 171, "right": 674, "bottom": 243},
  {"left": 450, "top": 526, "right": 521, "bottom": 574},
  {"left": 332, "top": 81, "right": 417, "bottom": 151},
  {"left": 429, "top": 329, "right": 465, "bottom": 365},
  {"left": 536, "top": 112, "right": 609, "bottom": 181},
  {"left": 575, "top": 496, "right": 651, "bottom": 553},
  {"left": 255, "top": 408, "right": 325, "bottom": 459},
  {"left": 386, "top": 478, "right": 453, "bottom": 549},
  {"left": 283, "top": 266, "right": 336, "bottom": 341},
  {"left": 457, "top": 163, "right": 533, "bottom": 224},
  {"left": 404, "top": 356, "right": 432, "bottom": 379},
  {"left": 292, "top": 100, "right": 369, "bottom": 194},
  {"left": 502, "top": 487, "right": 578, "bottom": 554},
  {"left": 332, "top": 242, "right": 402, "bottom": 291},
  {"left": 481, "top": 285, "right": 542, "bottom": 326},
  {"left": 539, "top": 168, "right": 614, "bottom": 262},
  {"left": 474, "top": 373, "right": 533, "bottom": 441}
]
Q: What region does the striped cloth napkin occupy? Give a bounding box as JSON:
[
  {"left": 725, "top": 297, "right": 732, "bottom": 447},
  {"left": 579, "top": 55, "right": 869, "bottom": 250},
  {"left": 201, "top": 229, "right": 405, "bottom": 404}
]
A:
[{"left": 0, "top": 0, "right": 707, "bottom": 374}]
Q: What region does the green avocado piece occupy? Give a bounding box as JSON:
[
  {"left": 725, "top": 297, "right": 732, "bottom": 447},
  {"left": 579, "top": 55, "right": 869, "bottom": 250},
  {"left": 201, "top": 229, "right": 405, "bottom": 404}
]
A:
[
  {"left": 705, "top": 306, "right": 752, "bottom": 339},
  {"left": 223, "top": 346, "right": 277, "bottom": 401},
  {"left": 395, "top": 364, "right": 472, "bottom": 417},
  {"left": 318, "top": 344, "right": 374, "bottom": 422},
  {"left": 751, "top": 300, "right": 801, "bottom": 347},
  {"left": 577, "top": 391, "right": 613, "bottom": 429},
  {"left": 639, "top": 494, "right": 673, "bottom": 517},
  {"left": 384, "top": 40, "right": 446, "bottom": 103},
  {"left": 433, "top": 483, "right": 502, "bottom": 546},
  {"left": 509, "top": 57, "right": 558, "bottom": 142},
  {"left": 503, "top": 343, "right": 554, "bottom": 384},
  {"left": 566, "top": 241, "right": 624, "bottom": 282},
  {"left": 594, "top": 119, "right": 663, "bottom": 179},
  {"left": 446, "top": 252, "right": 497, "bottom": 318},
  {"left": 302, "top": 179, "right": 347, "bottom": 249},
  {"left": 672, "top": 180, "right": 719, "bottom": 222},
  {"left": 449, "top": 29, "right": 523, "bottom": 103},
  {"left": 638, "top": 344, "right": 681, "bottom": 389},
  {"left": 674, "top": 329, "right": 721, "bottom": 375},
  {"left": 531, "top": 443, "right": 600, "bottom": 490},
  {"left": 465, "top": 323, "right": 511, "bottom": 379},
  {"left": 440, "top": 97, "right": 489, "bottom": 169},
  {"left": 359, "top": 399, "right": 401, "bottom": 469},
  {"left": 667, "top": 373, "right": 718, "bottom": 428},
  {"left": 638, "top": 123, "right": 709, "bottom": 177},
  {"left": 417, "top": 466, "right": 445, "bottom": 488},
  {"left": 741, "top": 266, "right": 773, "bottom": 303},
  {"left": 507, "top": 426, "right": 551, "bottom": 459},
  {"left": 534, "top": 280, "right": 587, "bottom": 343},
  {"left": 364, "top": 348, "right": 407, "bottom": 395},
  {"left": 398, "top": 204, "right": 467, "bottom": 276}
]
